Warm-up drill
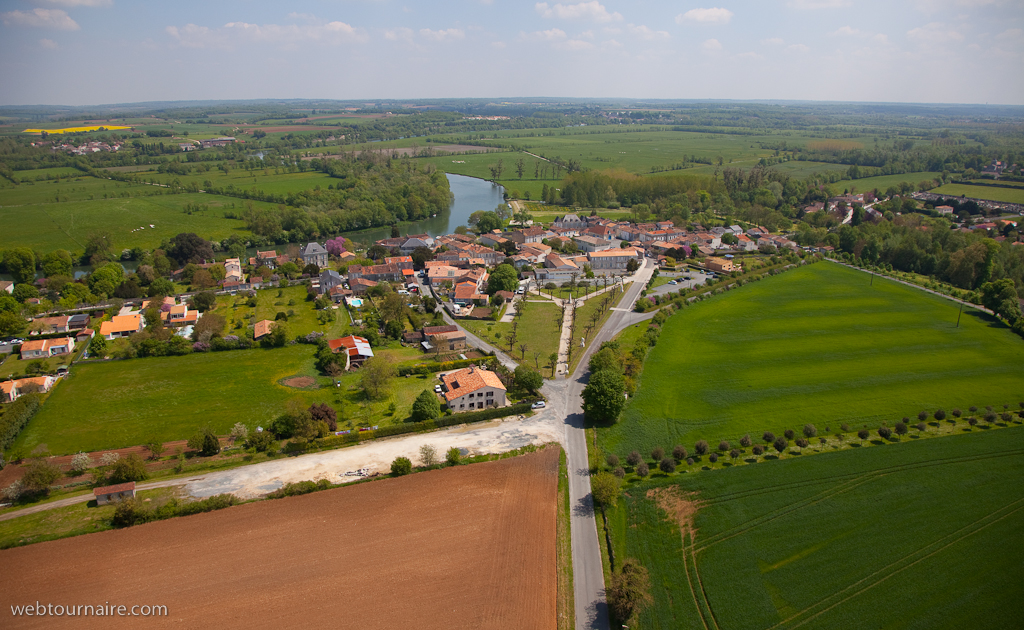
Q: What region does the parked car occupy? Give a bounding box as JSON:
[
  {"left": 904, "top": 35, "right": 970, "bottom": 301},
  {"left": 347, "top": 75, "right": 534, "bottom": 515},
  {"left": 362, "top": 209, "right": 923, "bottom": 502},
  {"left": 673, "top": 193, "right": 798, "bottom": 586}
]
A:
[
  {"left": 668, "top": 280, "right": 677, "bottom": 285},
  {"left": 531, "top": 401, "right": 546, "bottom": 409},
  {"left": 434, "top": 385, "right": 442, "bottom": 393}
]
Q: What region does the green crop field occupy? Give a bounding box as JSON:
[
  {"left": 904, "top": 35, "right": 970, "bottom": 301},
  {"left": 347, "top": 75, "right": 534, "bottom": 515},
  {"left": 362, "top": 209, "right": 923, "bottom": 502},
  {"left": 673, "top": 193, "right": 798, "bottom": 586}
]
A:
[
  {"left": 0, "top": 174, "right": 266, "bottom": 252},
  {"left": 605, "top": 425, "right": 1024, "bottom": 629},
  {"left": 11, "top": 344, "right": 434, "bottom": 455},
  {"left": 599, "top": 262, "right": 1024, "bottom": 458},
  {"left": 930, "top": 183, "right": 1024, "bottom": 204}
]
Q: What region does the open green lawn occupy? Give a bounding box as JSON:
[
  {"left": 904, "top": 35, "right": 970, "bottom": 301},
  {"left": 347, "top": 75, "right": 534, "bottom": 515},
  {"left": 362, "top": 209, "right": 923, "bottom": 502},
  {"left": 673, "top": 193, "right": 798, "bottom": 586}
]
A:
[
  {"left": 605, "top": 425, "right": 1024, "bottom": 629},
  {"left": 461, "top": 300, "right": 563, "bottom": 372},
  {"left": 599, "top": 262, "right": 1024, "bottom": 458},
  {"left": 11, "top": 344, "right": 436, "bottom": 455},
  {"left": 929, "top": 183, "right": 1024, "bottom": 204},
  {"left": 208, "top": 284, "right": 355, "bottom": 338}
]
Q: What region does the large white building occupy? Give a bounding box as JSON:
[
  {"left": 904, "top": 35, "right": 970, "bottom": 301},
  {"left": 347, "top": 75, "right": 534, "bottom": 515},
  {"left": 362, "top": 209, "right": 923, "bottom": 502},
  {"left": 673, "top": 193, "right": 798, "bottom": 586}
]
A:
[{"left": 587, "top": 248, "right": 641, "bottom": 274}]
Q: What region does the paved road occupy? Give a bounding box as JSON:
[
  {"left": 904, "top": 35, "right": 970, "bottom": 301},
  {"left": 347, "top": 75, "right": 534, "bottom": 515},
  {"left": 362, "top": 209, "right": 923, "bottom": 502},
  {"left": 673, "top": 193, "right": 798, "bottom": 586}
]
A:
[{"left": 553, "top": 260, "right": 654, "bottom": 630}]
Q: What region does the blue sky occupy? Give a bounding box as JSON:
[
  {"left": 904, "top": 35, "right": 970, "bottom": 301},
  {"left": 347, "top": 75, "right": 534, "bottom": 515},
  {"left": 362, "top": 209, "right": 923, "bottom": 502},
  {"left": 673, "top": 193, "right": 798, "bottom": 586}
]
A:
[{"left": 1, "top": 0, "right": 1022, "bottom": 105}]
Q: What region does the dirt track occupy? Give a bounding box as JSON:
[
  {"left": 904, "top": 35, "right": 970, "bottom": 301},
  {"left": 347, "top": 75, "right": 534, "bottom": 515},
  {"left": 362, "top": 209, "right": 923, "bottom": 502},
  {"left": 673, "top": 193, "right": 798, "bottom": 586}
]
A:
[{"left": 0, "top": 447, "right": 559, "bottom": 630}]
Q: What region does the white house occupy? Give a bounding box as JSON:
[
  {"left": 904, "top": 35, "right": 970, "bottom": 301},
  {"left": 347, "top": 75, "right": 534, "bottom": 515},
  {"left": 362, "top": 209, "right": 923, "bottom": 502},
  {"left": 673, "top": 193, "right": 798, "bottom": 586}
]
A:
[{"left": 441, "top": 366, "right": 507, "bottom": 412}]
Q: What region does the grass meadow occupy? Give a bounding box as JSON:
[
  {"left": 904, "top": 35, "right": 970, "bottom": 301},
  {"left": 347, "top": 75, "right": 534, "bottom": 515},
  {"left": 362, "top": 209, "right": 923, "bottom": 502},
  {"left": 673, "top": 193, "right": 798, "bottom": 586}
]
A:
[
  {"left": 11, "top": 344, "right": 436, "bottom": 455},
  {"left": 829, "top": 171, "right": 943, "bottom": 194},
  {"left": 605, "top": 425, "right": 1024, "bottom": 629},
  {"left": 599, "top": 262, "right": 1024, "bottom": 458},
  {"left": 139, "top": 167, "right": 341, "bottom": 196},
  {"left": 929, "top": 183, "right": 1024, "bottom": 204}
]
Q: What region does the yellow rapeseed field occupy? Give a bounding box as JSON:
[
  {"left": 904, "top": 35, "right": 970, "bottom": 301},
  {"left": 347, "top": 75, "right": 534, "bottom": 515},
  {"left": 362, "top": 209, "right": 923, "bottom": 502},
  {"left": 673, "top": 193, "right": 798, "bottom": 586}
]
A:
[{"left": 23, "top": 125, "right": 131, "bottom": 134}]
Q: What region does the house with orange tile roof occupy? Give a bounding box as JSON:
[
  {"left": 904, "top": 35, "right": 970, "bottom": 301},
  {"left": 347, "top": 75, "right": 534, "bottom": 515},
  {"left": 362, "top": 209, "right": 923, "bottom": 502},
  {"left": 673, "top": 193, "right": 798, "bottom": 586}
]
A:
[
  {"left": 99, "top": 314, "right": 143, "bottom": 340},
  {"left": 20, "top": 337, "right": 75, "bottom": 360},
  {"left": 160, "top": 303, "right": 200, "bottom": 328},
  {"left": 1, "top": 375, "right": 57, "bottom": 402},
  {"left": 441, "top": 366, "right": 506, "bottom": 412}
]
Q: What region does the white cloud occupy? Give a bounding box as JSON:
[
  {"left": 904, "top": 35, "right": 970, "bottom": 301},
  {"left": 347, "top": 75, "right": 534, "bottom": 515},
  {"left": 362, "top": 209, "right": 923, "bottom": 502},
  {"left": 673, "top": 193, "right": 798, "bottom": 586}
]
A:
[
  {"left": 39, "top": 0, "right": 112, "bottom": 6},
  {"left": 676, "top": 8, "right": 734, "bottom": 25},
  {"left": 907, "top": 22, "right": 964, "bottom": 41},
  {"left": 535, "top": 2, "right": 623, "bottom": 22},
  {"left": 602, "top": 38, "right": 622, "bottom": 48},
  {"left": 627, "top": 24, "right": 669, "bottom": 40},
  {"left": 491, "top": 40, "right": 506, "bottom": 48},
  {"left": 419, "top": 28, "right": 464, "bottom": 41},
  {"left": 761, "top": 37, "right": 785, "bottom": 45},
  {"left": 788, "top": 43, "right": 810, "bottom": 52},
  {"left": 562, "top": 39, "right": 593, "bottom": 49},
  {"left": 832, "top": 26, "right": 861, "bottom": 36},
  {"left": 1, "top": 8, "right": 79, "bottom": 30},
  {"left": 702, "top": 38, "right": 723, "bottom": 51},
  {"left": 787, "top": 0, "right": 851, "bottom": 8},
  {"left": 39, "top": 38, "right": 58, "bottom": 48},
  {"left": 996, "top": 28, "right": 1022, "bottom": 40},
  {"left": 530, "top": 27, "right": 567, "bottom": 40},
  {"left": 384, "top": 27, "right": 414, "bottom": 42},
  {"left": 735, "top": 51, "right": 763, "bottom": 60},
  {"left": 166, "top": 18, "right": 367, "bottom": 49}
]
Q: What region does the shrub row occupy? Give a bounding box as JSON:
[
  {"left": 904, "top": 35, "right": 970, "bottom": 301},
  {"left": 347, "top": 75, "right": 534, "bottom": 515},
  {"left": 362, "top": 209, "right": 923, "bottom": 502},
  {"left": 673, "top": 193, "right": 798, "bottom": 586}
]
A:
[
  {"left": 310, "top": 402, "right": 534, "bottom": 451},
  {"left": 0, "top": 394, "right": 42, "bottom": 456},
  {"left": 112, "top": 494, "right": 239, "bottom": 528},
  {"left": 265, "top": 479, "right": 332, "bottom": 499}
]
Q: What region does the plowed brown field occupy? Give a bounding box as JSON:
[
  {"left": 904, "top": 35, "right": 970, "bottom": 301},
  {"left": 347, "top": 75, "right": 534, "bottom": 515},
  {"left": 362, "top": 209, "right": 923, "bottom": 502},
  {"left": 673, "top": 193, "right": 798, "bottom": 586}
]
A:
[{"left": 0, "top": 447, "right": 559, "bottom": 629}]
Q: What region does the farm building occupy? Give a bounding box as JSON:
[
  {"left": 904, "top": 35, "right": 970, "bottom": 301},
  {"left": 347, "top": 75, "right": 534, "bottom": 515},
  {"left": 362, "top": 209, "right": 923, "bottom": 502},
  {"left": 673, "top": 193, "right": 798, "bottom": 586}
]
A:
[
  {"left": 253, "top": 320, "right": 276, "bottom": 341},
  {"left": 94, "top": 482, "right": 136, "bottom": 506},
  {"left": 705, "top": 257, "right": 735, "bottom": 273},
  {"left": 0, "top": 281, "right": 13, "bottom": 294},
  {"left": 441, "top": 366, "right": 506, "bottom": 412},
  {"left": 422, "top": 325, "right": 467, "bottom": 352},
  {"left": 328, "top": 335, "right": 374, "bottom": 369}
]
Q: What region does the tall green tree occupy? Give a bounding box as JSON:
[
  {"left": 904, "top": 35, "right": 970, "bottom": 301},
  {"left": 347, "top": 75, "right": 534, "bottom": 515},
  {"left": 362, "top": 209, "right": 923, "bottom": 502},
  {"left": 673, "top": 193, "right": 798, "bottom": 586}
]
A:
[
  {"left": 411, "top": 389, "right": 441, "bottom": 423},
  {"left": 487, "top": 264, "right": 519, "bottom": 295},
  {"left": 3, "top": 248, "right": 36, "bottom": 284},
  {"left": 41, "top": 249, "right": 73, "bottom": 278},
  {"left": 582, "top": 369, "right": 626, "bottom": 423}
]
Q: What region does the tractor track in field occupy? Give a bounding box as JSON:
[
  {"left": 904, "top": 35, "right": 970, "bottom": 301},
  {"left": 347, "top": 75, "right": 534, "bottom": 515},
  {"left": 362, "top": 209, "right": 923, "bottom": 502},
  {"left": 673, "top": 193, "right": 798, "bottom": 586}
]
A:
[
  {"left": 693, "top": 447, "right": 1024, "bottom": 553},
  {"left": 694, "top": 474, "right": 878, "bottom": 553},
  {"left": 689, "top": 534, "right": 721, "bottom": 630},
  {"left": 681, "top": 529, "right": 711, "bottom": 630},
  {"left": 773, "top": 496, "right": 1024, "bottom": 629},
  {"left": 699, "top": 445, "right": 1024, "bottom": 507}
]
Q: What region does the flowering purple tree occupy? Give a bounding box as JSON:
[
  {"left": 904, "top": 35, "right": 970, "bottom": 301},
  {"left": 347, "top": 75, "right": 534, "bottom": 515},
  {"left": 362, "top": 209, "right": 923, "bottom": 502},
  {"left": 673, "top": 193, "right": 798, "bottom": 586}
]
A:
[{"left": 326, "top": 237, "right": 347, "bottom": 257}]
